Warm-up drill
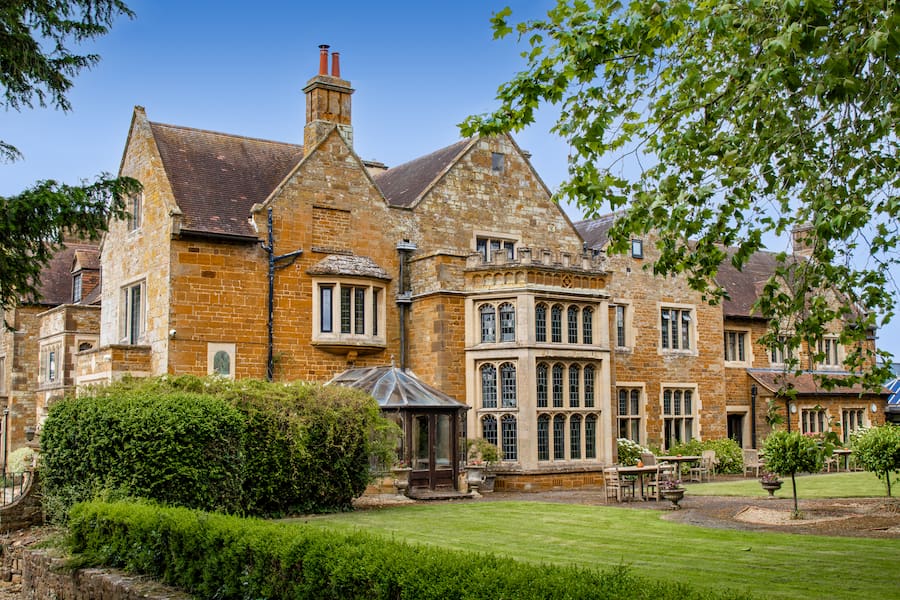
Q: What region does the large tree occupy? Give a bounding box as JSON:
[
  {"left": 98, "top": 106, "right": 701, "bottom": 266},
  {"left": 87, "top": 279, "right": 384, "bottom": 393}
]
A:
[
  {"left": 1, "top": 0, "right": 140, "bottom": 316},
  {"left": 462, "top": 0, "right": 899, "bottom": 389}
]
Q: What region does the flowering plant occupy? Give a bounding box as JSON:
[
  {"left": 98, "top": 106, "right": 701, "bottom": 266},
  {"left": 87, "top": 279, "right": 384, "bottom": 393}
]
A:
[
  {"left": 759, "top": 471, "right": 781, "bottom": 484},
  {"left": 660, "top": 478, "right": 682, "bottom": 491},
  {"left": 392, "top": 459, "right": 410, "bottom": 469}
]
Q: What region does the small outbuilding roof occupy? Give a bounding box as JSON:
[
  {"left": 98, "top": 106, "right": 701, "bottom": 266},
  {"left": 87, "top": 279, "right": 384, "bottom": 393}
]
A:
[
  {"left": 328, "top": 366, "right": 468, "bottom": 410},
  {"left": 748, "top": 370, "right": 891, "bottom": 396},
  {"left": 886, "top": 378, "right": 900, "bottom": 413}
]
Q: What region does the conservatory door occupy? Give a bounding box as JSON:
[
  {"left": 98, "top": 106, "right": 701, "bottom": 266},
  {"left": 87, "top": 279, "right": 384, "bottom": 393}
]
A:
[{"left": 409, "top": 412, "right": 455, "bottom": 490}]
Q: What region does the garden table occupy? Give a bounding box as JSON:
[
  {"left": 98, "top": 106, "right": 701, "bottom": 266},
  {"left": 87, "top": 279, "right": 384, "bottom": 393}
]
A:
[
  {"left": 657, "top": 455, "right": 701, "bottom": 478},
  {"left": 833, "top": 448, "right": 852, "bottom": 471},
  {"left": 615, "top": 465, "right": 662, "bottom": 500}
]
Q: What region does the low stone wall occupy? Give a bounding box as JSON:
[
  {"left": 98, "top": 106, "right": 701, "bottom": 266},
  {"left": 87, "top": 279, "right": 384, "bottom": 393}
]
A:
[
  {"left": 495, "top": 470, "right": 605, "bottom": 492},
  {"left": 0, "top": 471, "right": 43, "bottom": 534},
  {"left": 20, "top": 548, "right": 191, "bottom": 600}
]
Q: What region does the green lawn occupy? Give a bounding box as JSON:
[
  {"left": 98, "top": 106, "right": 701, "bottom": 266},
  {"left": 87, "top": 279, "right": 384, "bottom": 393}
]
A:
[
  {"left": 686, "top": 471, "right": 893, "bottom": 498},
  {"left": 295, "top": 495, "right": 898, "bottom": 600}
]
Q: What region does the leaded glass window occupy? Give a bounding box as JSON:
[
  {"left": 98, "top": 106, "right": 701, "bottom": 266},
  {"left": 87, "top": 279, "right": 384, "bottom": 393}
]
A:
[
  {"left": 481, "top": 364, "right": 497, "bottom": 408},
  {"left": 501, "top": 415, "right": 517, "bottom": 460}
]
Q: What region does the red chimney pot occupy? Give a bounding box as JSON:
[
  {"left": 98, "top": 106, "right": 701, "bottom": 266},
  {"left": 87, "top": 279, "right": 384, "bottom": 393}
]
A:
[
  {"left": 331, "top": 52, "right": 341, "bottom": 78},
  {"left": 318, "top": 44, "right": 329, "bottom": 75}
]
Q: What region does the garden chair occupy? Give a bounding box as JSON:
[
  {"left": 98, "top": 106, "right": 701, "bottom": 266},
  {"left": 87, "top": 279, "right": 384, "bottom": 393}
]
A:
[
  {"left": 743, "top": 449, "right": 764, "bottom": 477},
  {"left": 603, "top": 467, "right": 635, "bottom": 503},
  {"left": 642, "top": 452, "right": 676, "bottom": 479},
  {"left": 690, "top": 450, "right": 716, "bottom": 482},
  {"left": 644, "top": 466, "right": 663, "bottom": 501}
]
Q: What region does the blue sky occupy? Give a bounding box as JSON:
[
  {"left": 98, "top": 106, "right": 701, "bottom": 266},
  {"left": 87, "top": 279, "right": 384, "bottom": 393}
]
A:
[{"left": 1, "top": 0, "right": 897, "bottom": 360}]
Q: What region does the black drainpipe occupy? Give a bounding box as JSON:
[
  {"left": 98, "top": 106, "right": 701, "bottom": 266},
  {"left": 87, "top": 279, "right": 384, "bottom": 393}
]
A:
[
  {"left": 260, "top": 208, "right": 303, "bottom": 381},
  {"left": 396, "top": 240, "right": 416, "bottom": 370}
]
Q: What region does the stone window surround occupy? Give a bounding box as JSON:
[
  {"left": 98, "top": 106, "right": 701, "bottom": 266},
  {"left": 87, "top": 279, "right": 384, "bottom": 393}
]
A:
[
  {"left": 617, "top": 382, "right": 645, "bottom": 443},
  {"left": 472, "top": 230, "right": 518, "bottom": 263},
  {"left": 612, "top": 300, "right": 634, "bottom": 350},
  {"left": 660, "top": 383, "right": 699, "bottom": 450},
  {"left": 312, "top": 278, "right": 386, "bottom": 345},
  {"left": 658, "top": 302, "right": 698, "bottom": 355},
  {"left": 724, "top": 327, "right": 753, "bottom": 366},
  {"left": 477, "top": 360, "right": 517, "bottom": 410},
  {"left": 119, "top": 277, "right": 147, "bottom": 345},
  {"left": 207, "top": 342, "right": 236, "bottom": 380},
  {"left": 816, "top": 335, "right": 843, "bottom": 370},
  {"left": 535, "top": 301, "right": 599, "bottom": 346},
  {"left": 476, "top": 300, "right": 516, "bottom": 344},
  {"left": 537, "top": 412, "right": 600, "bottom": 462}
]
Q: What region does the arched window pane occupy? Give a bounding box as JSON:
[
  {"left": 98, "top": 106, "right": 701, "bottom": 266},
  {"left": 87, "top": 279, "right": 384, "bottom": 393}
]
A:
[
  {"left": 536, "top": 363, "right": 548, "bottom": 408},
  {"left": 567, "top": 306, "right": 578, "bottom": 343},
  {"left": 480, "top": 304, "right": 496, "bottom": 343},
  {"left": 500, "top": 363, "right": 517, "bottom": 408},
  {"left": 537, "top": 414, "right": 550, "bottom": 461},
  {"left": 213, "top": 351, "right": 231, "bottom": 376},
  {"left": 569, "top": 364, "right": 580, "bottom": 408},
  {"left": 584, "top": 365, "right": 594, "bottom": 407},
  {"left": 482, "top": 415, "right": 498, "bottom": 447},
  {"left": 585, "top": 415, "right": 597, "bottom": 459},
  {"left": 551, "top": 305, "right": 562, "bottom": 343},
  {"left": 499, "top": 303, "right": 516, "bottom": 342},
  {"left": 552, "top": 364, "right": 564, "bottom": 408},
  {"left": 480, "top": 364, "right": 497, "bottom": 408},
  {"left": 535, "top": 303, "right": 547, "bottom": 342},
  {"left": 501, "top": 415, "right": 517, "bottom": 460},
  {"left": 553, "top": 415, "right": 566, "bottom": 460},
  {"left": 570, "top": 415, "right": 582, "bottom": 459},
  {"left": 582, "top": 307, "right": 593, "bottom": 344}
]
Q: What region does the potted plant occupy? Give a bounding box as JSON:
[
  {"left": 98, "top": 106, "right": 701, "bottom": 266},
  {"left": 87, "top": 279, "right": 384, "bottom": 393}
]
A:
[
  {"left": 659, "top": 478, "right": 685, "bottom": 509},
  {"left": 467, "top": 438, "right": 500, "bottom": 492},
  {"left": 390, "top": 460, "right": 412, "bottom": 496},
  {"left": 759, "top": 471, "right": 783, "bottom": 498}
]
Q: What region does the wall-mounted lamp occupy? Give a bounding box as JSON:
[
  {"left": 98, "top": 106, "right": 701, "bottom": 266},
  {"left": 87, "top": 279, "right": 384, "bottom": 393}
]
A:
[
  {"left": 871, "top": 403, "right": 878, "bottom": 413},
  {"left": 790, "top": 404, "right": 798, "bottom": 414},
  {"left": 25, "top": 426, "right": 35, "bottom": 442}
]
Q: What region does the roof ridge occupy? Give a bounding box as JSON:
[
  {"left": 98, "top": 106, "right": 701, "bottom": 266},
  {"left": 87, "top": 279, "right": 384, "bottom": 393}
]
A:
[{"left": 148, "top": 121, "right": 302, "bottom": 149}]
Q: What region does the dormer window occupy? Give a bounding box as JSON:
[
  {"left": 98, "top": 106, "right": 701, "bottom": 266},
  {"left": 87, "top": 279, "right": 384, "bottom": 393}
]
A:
[{"left": 72, "top": 272, "right": 83, "bottom": 303}]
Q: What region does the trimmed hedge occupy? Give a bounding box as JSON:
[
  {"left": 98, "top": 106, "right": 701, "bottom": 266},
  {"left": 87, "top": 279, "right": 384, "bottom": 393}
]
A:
[
  {"left": 68, "top": 500, "right": 751, "bottom": 600},
  {"left": 41, "top": 376, "right": 397, "bottom": 519}
]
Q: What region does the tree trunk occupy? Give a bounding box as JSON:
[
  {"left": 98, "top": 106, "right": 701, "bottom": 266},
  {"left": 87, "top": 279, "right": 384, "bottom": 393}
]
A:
[{"left": 791, "top": 472, "right": 799, "bottom": 515}]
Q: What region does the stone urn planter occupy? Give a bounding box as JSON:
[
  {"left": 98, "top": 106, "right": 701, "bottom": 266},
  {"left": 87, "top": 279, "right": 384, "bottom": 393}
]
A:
[
  {"left": 390, "top": 467, "right": 412, "bottom": 496},
  {"left": 466, "top": 464, "right": 485, "bottom": 495},
  {"left": 760, "top": 480, "right": 783, "bottom": 498},
  {"left": 660, "top": 488, "right": 685, "bottom": 509}
]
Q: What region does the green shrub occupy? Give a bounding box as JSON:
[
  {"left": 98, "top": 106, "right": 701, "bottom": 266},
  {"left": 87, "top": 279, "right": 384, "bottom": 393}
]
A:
[
  {"left": 762, "top": 430, "right": 824, "bottom": 515},
  {"left": 41, "top": 376, "right": 398, "bottom": 520},
  {"left": 68, "top": 500, "right": 748, "bottom": 600},
  {"left": 851, "top": 424, "right": 900, "bottom": 497},
  {"left": 666, "top": 438, "right": 744, "bottom": 474},
  {"left": 41, "top": 387, "right": 245, "bottom": 520}
]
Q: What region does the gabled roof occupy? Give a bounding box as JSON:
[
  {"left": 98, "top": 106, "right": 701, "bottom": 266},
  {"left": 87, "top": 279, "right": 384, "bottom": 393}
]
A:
[
  {"left": 149, "top": 122, "right": 304, "bottom": 238},
  {"left": 373, "top": 139, "right": 473, "bottom": 207},
  {"left": 574, "top": 213, "right": 620, "bottom": 251},
  {"left": 574, "top": 213, "right": 786, "bottom": 319},
  {"left": 716, "top": 249, "right": 783, "bottom": 318},
  {"left": 328, "top": 366, "right": 468, "bottom": 410},
  {"left": 73, "top": 249, "right": 100, "bottom": 272},
  {"left": 30, "top": 242, "right": 98, "bottom": 306}
]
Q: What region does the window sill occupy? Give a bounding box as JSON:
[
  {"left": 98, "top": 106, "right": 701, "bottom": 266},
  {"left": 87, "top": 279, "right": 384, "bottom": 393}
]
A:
[{"left": 312, "top": 338, "right": 386, "bottom": 356}]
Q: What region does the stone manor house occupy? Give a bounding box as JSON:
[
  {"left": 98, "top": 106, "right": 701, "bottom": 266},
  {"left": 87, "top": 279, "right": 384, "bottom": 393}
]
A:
[{"left": 0, "top": 47, "right": 888, "bottom": 492}]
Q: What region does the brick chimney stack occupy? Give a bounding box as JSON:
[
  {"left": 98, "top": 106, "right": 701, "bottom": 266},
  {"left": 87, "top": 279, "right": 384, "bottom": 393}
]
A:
[
  {"left": 791, "top": 224, "right": 816, "bottom": 259},
  {"left": 303, "top": 45, "right": 354, "bottom": 154}
]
